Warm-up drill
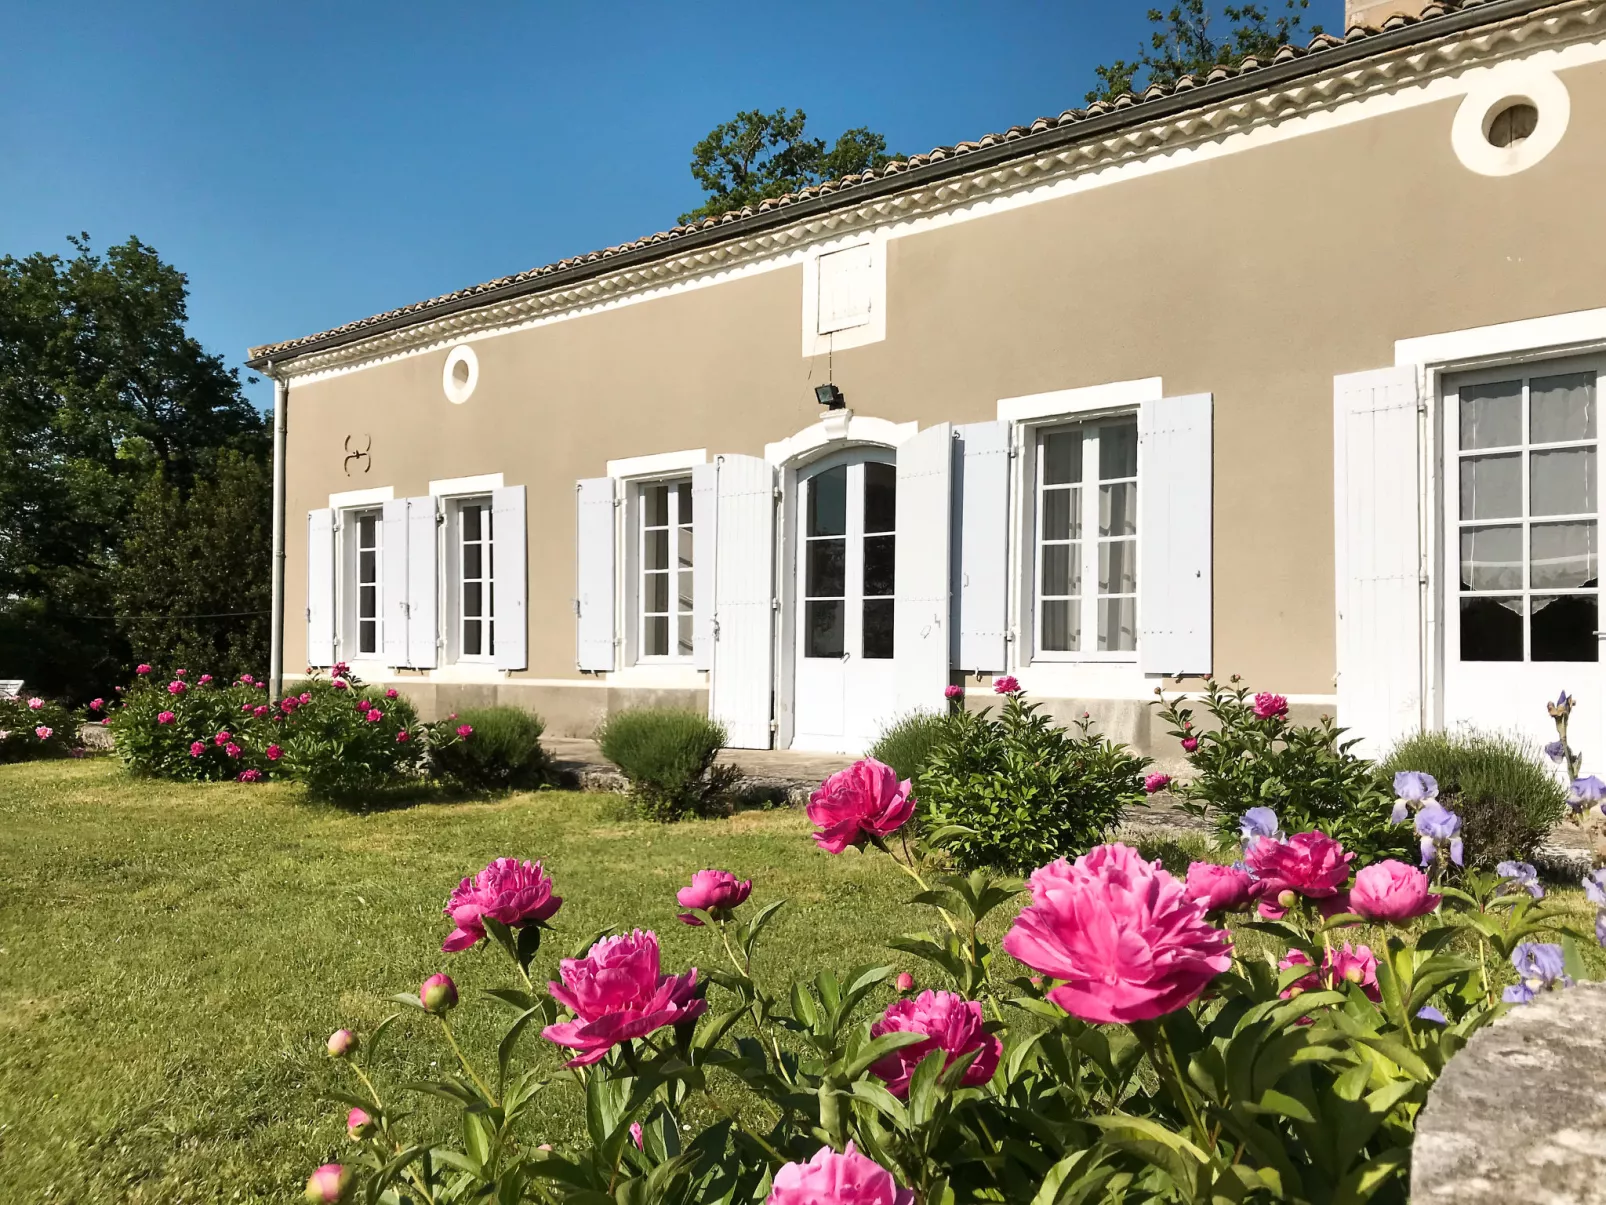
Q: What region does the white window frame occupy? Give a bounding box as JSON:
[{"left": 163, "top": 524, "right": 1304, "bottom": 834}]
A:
[
  {"left": 633, "top": 476, "right": 696, "bottom": 664},
  {"left": 444, "top": 494, "right": 496, "bottom": 664},
  {"left": 337, "top": 507, "right": 384, "bottom": 659}
]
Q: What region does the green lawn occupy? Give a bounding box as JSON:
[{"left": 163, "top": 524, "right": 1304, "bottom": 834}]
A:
[{"left": 0, "top": 759, "right": 930, "bottom": 1203}]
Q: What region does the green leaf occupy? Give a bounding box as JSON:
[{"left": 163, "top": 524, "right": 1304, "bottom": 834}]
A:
[
  {"left": 485, "top": 987, "right": 539, "bottom": 1013},
  {"left": 389, "top": 992, "right": 427, "bottom": 1012},
  {"left": 516, "top": 924, "right": 543, "bottom": 970},
  {"left": 364, "top": 1013, "right": 402, "bottom": 1067},
  {"left": 740, "top": 899, "right": 786, "bottom": 959},
  {"left": 836, "top": 1030, "right": 929, "bottom": 1081},
  {"left": 497, "top": 1008, "right": 541, "bottom": 1091}
]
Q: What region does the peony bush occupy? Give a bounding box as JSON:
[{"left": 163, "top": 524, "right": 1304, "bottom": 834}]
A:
[
  {"left": 0, "top": 693, "right": 81, "bottom": 762},
  {"left": 301, "top": 754, "right": 1601, "bottom": 1204}
]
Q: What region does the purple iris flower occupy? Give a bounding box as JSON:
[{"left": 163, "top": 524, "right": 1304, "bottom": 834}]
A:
[
  {"left": 1567, "top": 776, "right": 1606, "bottom": 813},
  {"left": 1496, "top": 861, "right": 1543, "bottom": 899},
  {"left": 1239, "top": 806, "right": 1281, "bottom": 853},
  {"left": 1390, "top": 800, "right": 1410, "bottom": 825},
  {"left": 1583, "top": 869, "right": 1606, "bottom": 907},
  {"left": 1416, "top": 1005, "right": 1448, "bottom": 1025},
  {"left": 1415, "top": 802, "right": 1464, "bottom": 867},
  {"left": 1393, "top": 771, "right": 1438, "bottom": 802},
  {"left": 1597, "top": 911, "right": 1606, "bottom": 950},
  {"left": 1503, "top": 941, "right": 1571, "bottom": 1004},
  {"left": 1544, "top": 739, "right": 1568, "bottom": 765}
]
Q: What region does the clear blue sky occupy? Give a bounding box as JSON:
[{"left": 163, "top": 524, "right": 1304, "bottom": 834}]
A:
[{"left": 2, "top": 1, "right": 1340, "bottom": 409}]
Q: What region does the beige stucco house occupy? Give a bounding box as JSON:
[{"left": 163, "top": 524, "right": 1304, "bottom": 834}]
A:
[{"left": 248, "top": 0, "right": 1606, "bottom": 763}]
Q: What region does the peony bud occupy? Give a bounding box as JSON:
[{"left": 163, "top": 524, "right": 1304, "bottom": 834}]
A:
[
  {"left": 395, "top": 730, "right": 410, "bottom": 743},
  {"left": 419, "top": 973, "right": 458, "bottom": 1014},
  {"left": 346, "top": 1107, "right": 374, "bottom": 1140},
  {"left": 385, "top": 688, "right": 398, "bottom": 699},
  {"left": 1181, "top": 736, "right": 1199, "bottom": 752},
  {"left": 326, "top": 1028, "right": 358, "bottom": 1059},
  {"left": 303, "top": 1163, "right": 355, "bottom": 1203},
  {"left": 895, "top": 972, "right": 915, "bottom": 992}
]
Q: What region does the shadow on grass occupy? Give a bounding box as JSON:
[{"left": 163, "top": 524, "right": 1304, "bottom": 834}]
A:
[{"left": 297, "top": 778, "right": 577, "bottom": 814}]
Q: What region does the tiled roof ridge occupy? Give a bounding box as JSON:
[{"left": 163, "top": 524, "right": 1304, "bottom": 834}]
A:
[{"left": 249, "top": 0, "right": 1494, "bottom": 362}]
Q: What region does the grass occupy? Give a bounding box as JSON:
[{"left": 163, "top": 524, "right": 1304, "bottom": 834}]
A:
[{"left": 0, "top": 760, "right": 1600, "bottom": 1202}]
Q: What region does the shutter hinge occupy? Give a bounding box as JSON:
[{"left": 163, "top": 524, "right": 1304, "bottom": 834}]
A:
[
  {"left": 573, "top": 599, "right": 582, "bottom": 617},
  {"left": 712, "top": 618, "right": 722, "bottom": 639},
  {"left": 770, "top": 718, "right": 779, "bottom": 732},
  {"left": 771, "top": 598, "right": 780, "bottom": 612},
  {"left": 306, "top": 607, "right": 312, "bottom": 621},
  {"left": 773, "top": 486, "right": 782, "bottom": 500}
]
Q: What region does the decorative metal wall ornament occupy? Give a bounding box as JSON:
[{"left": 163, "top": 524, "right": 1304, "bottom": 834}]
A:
[{"left": 343, "top": 434, "right": 372, "bottom": 476}]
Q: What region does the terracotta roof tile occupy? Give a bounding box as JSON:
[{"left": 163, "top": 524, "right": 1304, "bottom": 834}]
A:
[{"left": 247, "top": 0, "right": 1515, "bottom": 362}]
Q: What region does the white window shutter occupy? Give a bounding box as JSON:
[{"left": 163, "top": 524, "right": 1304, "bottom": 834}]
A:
[
  {"left": 381, "top": 499, "right": 410, "bottom": 666},
  {"left": 492, "top": 485, "right": 527, "bottom": 671},
  {"left": 817, "top": 244, "right": 873, "bottom": 334},
  {"left": 576, "top": 477, "right": 617, "bottom": 672},
  {"left": 955, "top": 420, "right": 1010, "bottom": 672},
  {"left": 1138, "top": 394, "right": 1214, "bottom": 675},
  {"left": 708, "top": 455, "right": 775, "bottom": 748},
  {"left": 895, "top": 423, "right": 953, "bottom": 713},
  {"left": 306, "top": 508, "right": 336, "bottom": 668},
  {"left": 691, "top": 464, "right": 718, "bottom": 671},
  {"left": 406, "top": 496, "right": 439, "bottom": 669},
  {"left": 1334, "top": 366, "right": 1423, "bottom": 756}
]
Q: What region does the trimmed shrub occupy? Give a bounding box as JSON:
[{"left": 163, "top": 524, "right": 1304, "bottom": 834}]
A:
[
  {"left": 1383, "top": 728, "right": 1566, "bottom": 868},
  {"left": 429, "top": 706, "right": 552, "bottom": 790},
  {"left": 868, "top": 710, "right": 951, "bottom": 782},
  {"left": 918, "top": 690, "right": 1149, "bottom": 872},
  {"left": 0, "top": 694, "right": 80, "bottom": 762},
  {"left": 1156, "top": 677, "right": 1413, "bottom": 866},
  {"left": 596, "top": 708, "right": 736, "bottom": 821}
]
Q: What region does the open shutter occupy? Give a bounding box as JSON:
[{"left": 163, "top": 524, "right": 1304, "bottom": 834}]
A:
[
  {"left": 691, "top": 464, "right": 718, "bottom": 671},
  {"left": 895, "top": 423, "right": 953, "bottom": 712},
  {"left": 381, "top": 499, "right": 410, "bottom": 666},
  {"left": 576, "top": 477, "right": 617, "bottom": 672},
  {"left": 407, "top": 496, "right": 439, "bottom": 669},
  {"left": 954, "top": 421, "right": 1011, "bottom": 672},
  {"left": 1139, "top": 394, "right": 1214, "bottom": 675},
  {"left": 306, "top": 509, "right": 336, "bottom": 668},
  {"left": 1334, "top": 367, "right": 1423, "bottom": 755},
  {"left": 708, "top": 455, "right": 775, "bottom": 748},
  {"left": 493, "top": 485, "right": 528, "bottom": 670}
]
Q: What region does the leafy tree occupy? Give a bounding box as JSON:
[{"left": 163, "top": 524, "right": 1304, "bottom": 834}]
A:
[
  {"left": 1087, "top": 1, "right": 1322, "bottom": 103},
  {"left": 681, "top": 108, "right": 900, "bottom": 224},
  {"left": 0, "top": 235, "right": 268, "bottom": 698}
]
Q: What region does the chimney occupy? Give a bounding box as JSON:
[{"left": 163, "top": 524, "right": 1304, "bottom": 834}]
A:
[{"left": 1345, "top": 0, "right": 1435, "bottom": 28}]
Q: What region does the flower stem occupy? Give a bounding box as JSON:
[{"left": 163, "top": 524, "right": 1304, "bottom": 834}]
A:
[{"left": 438, "top": 1017, "right": 497, "bottom": 1104}]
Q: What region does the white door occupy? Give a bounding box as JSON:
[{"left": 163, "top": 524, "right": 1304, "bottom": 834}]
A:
[
  {"left": 793, "top": 451, "right": 899, "bottom": 752},
  {"left": 1443, "top": 358, "right": 1601, "bottom": 762}
]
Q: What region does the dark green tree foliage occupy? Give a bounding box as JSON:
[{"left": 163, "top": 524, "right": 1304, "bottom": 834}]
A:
[
  {"left": 0, "top": 236, "right": 267, "bottom": 697},
  {"left": 681, "top": 108, "right": 900, "bottom": 224},
  {"left": 1087, "top": 1, "right": 1322, "bottom": 103},
  {"left": 115, "top": 451, "right": 272, "bottom": 684}
]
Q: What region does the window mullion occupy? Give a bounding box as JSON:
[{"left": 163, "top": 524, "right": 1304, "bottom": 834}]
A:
[{"left": 1083, "top": 429, "right": 1101, "bottom": 653}]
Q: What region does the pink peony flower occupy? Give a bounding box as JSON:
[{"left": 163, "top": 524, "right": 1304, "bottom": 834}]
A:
[
  {"left": 807, "top": 759, "right": 915, "bottom": 854},
  {"left": 767, "top": 1142, "right": 913, "bottom": 1205},
  {"left": 1184, "top": 862, "right": 1256, "bottom": 913},
  {"left": 168, "top": 680, "right": 186, "bottom": 695},
  {"left": 189, "top": 741, "right": 205, "bottom": 757},
  {"left": 1181, "top": 736, "right": 1199, "bottom": 752},
  {"left": 419, "top": 973, "right": 458, "bottom": 1014},
  {"left": 333, "top": 661, "right": 351, "bottom": 678},
  {"left": 199, "top": 674, "right": 212, "bottom": 684},
  {"left": 175, "top": 668, "right": 187, "bottom": 678},
  {"left": 89, "top": 698, "right": 104, "bottom": 711},
  {"left": 993, "top": 675, "right": 1021, "bottom": 695},
  {"left": 26, "top": 697, "right": 42, "bottom": 710},
  {"left": 1144, "top": 773, "right": 1171, "bottom": 794},
  {"left": 676, "top": 869, "right": 752, "bottom": 925},
  {"left": 1002, "top": 843, "right": 1232, "bottom": 1025},
  {"left": 300, "top": 692, "right": 311, "bottom": 704},
  {"left": 868, "top": 989, "right": 1002, "bottom": 1098},
  {"left": 157, "top": 711, "right": 176, "bottom": 725},
  {"left": 1252, "top": 692, "right": 1289, "bottom": 719},
  {"left": 333, "top": 679, "right": 349, "bottom": 691},
  {"left": 366, "top": 709, "right": 382, "bottom": 723},
  {"left": 136, "top": 664, "right": 151, "bottom": 675},
  {"left": 253, "top": 705, "right": 269, "bottom": 718},
  {"left": 214, "top": 730, "right": 231, "bottom": 746},
  {"left": 385, "top": 688, "right": 398, "bottom": 699},
  {"left": 542, "top": 930, "right": 706, "bottom": 1066},
  {"left": 237, "top": 768, "right": 261, "bottom": 782},
  {"left": 442, "top": 858, "right": 563, "bottom": 952},
  {"left": 280, "top": 698, "right": 298, "bottom": 714},
  {"left": 396, "top": 730, "right": 410, "bottom": 743},
  {"left": 456, "top": 724, "right": 473, "bottom": 738},
  {"left": 1278, "top": 948, "right": 1322, "bottom": 998},
  {"left": 1244, "top": 831, "right": 1353, "bottom": 918},
  {"left": 326, "top": 1028, "right": 358, "bottom": 1058},
  {"left": 225, "top": 742, "right": 241, "bottom": 758},
  {"left": 357, "top": 699, "right": 371, "bottom": 711},
  {"left": 257, "top": 681, "right": 268, "bottom": 690},
  {"left": 266, "top": 744, "right": 282, "bottom": 761},
  {"left": 240, "top": 674, "right": 254, "bottom": 685},
  {"left": 896, "top": 971, "right": 915, "bottom": 992},
  {"left": 346, "top": 1107, "right": 373, "bottom": 1140},
  {"left": 303, "top": 1163, "right": 354, "bottom": 1203},
  {"left": 630, "top": 1121, "right": 644, "bottom": 1149},
  {"left": 944, "top": 684, "right": 963, "bottom": 700},
  {"left": 1349, "top": 859, "right": 1441, "bottom": 923},
  {"left": 1281, "top": 945, "right": 1379, "bottom": 1003},
  {"left": 242, "top": 702, "right": 255, "bottom": 713},
  {"left": 34, "top": 726, "right": 52, "bottom": 740}
]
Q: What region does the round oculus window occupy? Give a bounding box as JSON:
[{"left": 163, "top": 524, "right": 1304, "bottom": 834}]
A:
[
  {"left": 442, "top": 344, "right": 478, "bottom": 404},
  {"left": 1485, "top": 101, "right": 1538, "bottom": 148},
  {"left": 1451, "top": 67, "right": 1569, "bottom": 177}
]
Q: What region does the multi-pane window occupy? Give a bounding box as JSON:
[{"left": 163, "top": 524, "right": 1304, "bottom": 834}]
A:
[
  {"left": 1457, "top": 369, "right": 1598, "bottom": 662},
  {"left": 641, "top": 480, "right": 693, "bottom": 658},
  {"left": 861, "top": 463, "right": 895, "bottom": 659},
  {"left": 341, "top": 508, "right": 382, "bottom": 657},
  {"left": 802, "top": 460, "right": 896, "bottom": 660},
  {"left": 1034, "top": 418, "right": 1138, "bottom": 656},
  {"left": 459, "top": 498, "right": 495, "bottom": 658}
]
